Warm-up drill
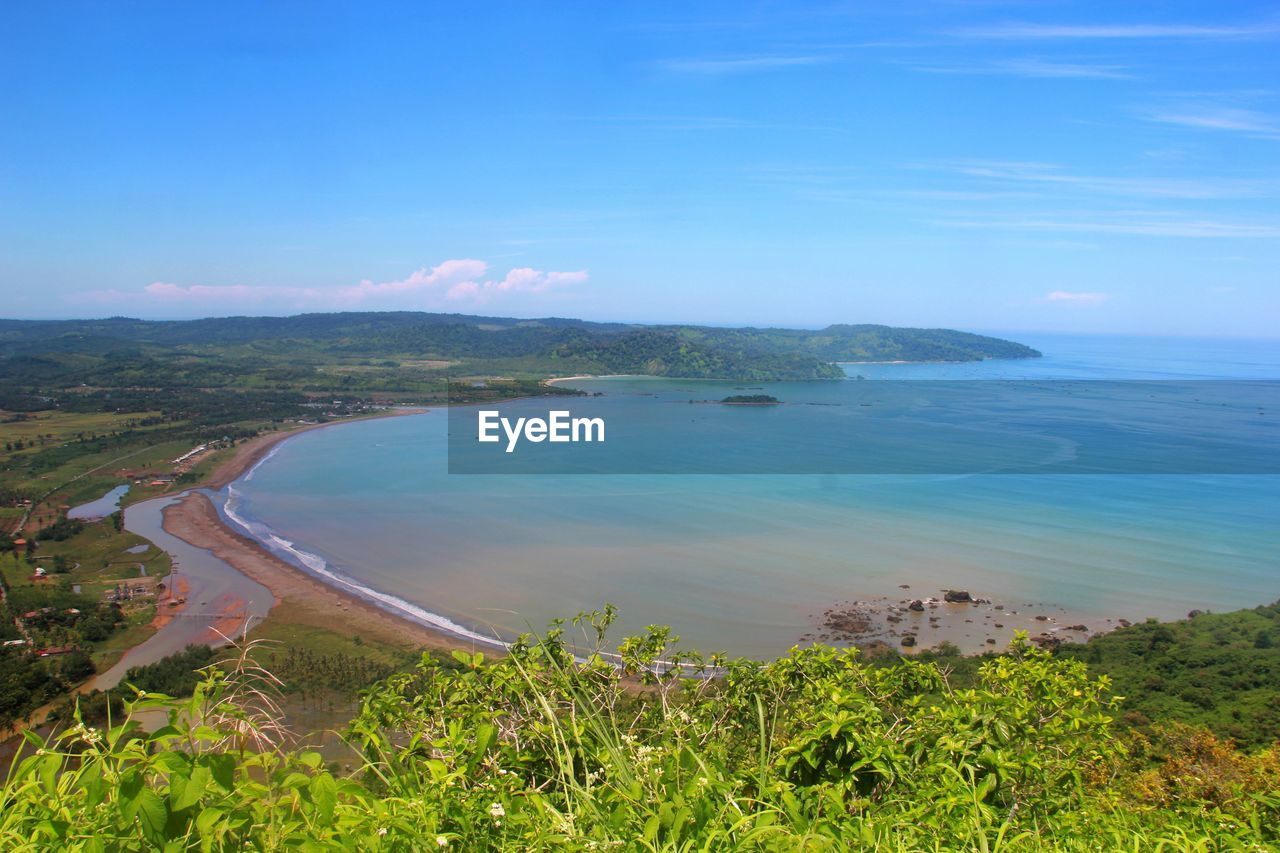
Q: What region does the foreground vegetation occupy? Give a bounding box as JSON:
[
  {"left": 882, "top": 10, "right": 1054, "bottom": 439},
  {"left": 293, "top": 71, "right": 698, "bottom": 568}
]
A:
[
  {"left": 913, "top": 601, "right": 1280, "bottom": 753},
  {"left": 2, "top": 614, "right": 1276, "bottom": 850}
]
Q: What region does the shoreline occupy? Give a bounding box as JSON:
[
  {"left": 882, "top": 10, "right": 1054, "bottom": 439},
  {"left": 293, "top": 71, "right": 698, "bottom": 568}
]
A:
[
  {"left": 544, "top": 373, "right": 637, "bottom": 385},
  {"left": 168, "top": 406, "right": 470, "bottom": 654},
  {"left": 149, "top": 397, "right": 1127, "bottom": 663},
  {"left": 203, "top": 407, "right": 426, "bottom": 490},
  {"left": 162, "top": 491, "right": 470, "bottom": 654}
]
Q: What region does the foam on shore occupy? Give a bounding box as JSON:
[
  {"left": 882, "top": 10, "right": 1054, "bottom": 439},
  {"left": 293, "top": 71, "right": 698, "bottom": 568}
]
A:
[{"left": 222, "top": 486, "right": 505, "bottom": 649}]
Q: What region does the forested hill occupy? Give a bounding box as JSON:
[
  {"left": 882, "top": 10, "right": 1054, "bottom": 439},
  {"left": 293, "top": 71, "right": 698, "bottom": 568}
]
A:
[{"left": 0, "top": 313, "right": 1039, "bottom": 386}]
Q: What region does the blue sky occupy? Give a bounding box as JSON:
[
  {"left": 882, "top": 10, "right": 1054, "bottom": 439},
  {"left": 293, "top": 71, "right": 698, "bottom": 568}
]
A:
[{"left": 2, "top": 1, "right": 1278, "bottom": 336}]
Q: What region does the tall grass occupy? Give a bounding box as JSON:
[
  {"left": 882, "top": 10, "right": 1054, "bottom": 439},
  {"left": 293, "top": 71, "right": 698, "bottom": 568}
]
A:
[{"left": 2, "top": 613, "right": 1276, "bottom": 850}]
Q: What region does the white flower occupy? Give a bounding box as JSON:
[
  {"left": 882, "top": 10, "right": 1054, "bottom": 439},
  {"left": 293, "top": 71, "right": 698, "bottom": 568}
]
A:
[
  {"left": 377, "top": 827, "right": 387, "bottom": 836},
  {"left": 436, "top": 836, "right": 449, "bottom": 847},
  {"left": 489, "top": 802, "right": 505, "bottom": 818}
]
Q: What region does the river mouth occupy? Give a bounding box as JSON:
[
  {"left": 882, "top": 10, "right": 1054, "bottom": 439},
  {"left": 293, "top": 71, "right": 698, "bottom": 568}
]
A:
[{"left": 86, "top": 492, "right": 273, "bottom": 691}]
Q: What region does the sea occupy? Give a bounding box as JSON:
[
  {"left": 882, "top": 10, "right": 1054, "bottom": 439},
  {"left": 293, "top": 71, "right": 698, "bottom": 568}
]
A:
[{"left": 220, "top": 333, "right": 1279, "bottom": 657}]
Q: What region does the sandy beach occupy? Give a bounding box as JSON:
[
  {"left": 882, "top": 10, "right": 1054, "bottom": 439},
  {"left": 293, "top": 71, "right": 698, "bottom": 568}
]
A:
[
  {"left": 160, "top": 491, "right": 467, "bottom": 653},
  {"left": 161, "top": 406, "right": 468, "bottom": 654},
  {"left": 544, "top": 374, "right": 596, "bottom": 386}
]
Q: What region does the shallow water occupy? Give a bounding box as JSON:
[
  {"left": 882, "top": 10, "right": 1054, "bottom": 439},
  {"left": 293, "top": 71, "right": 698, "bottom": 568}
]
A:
[
  {"left": 89, "top": 493, "right": 274, "bottom": 689},
  {"left": 67, "top": 485, "right": 129, "bottom": 520},
  {"left": 226, "top": 333, "right": 1280, "bottom": 657}
]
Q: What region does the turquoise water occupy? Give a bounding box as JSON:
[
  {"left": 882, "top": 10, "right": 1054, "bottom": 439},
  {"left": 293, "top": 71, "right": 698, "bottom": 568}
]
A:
[{"left": 225, "top": 333, "right": 1279, "bottom": 657}]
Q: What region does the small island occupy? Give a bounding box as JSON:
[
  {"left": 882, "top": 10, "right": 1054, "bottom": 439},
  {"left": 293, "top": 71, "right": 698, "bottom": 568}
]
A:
[{"left": 720, "top": 394, "right": 781, "bottom": 405}]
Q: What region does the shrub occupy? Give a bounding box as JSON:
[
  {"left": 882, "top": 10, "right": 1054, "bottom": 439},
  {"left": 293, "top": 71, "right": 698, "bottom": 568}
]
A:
[{"left": 1, "top": 616, "right": 1276, "bottom": 850}]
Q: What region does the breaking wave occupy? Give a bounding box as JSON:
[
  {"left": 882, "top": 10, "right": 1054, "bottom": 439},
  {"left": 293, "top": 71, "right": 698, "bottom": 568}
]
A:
[{"left": 221, "top": 485, "right": 505, "bottom": 649}]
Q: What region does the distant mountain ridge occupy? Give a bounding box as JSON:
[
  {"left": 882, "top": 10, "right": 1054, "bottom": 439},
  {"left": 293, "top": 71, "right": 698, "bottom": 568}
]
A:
[{"left": 0, "top": 313, "right": 1040, "bottom": 385}]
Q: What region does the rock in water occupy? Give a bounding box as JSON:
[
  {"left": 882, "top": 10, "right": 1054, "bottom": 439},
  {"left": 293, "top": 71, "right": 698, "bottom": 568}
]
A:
[{"left": 944, "top": 590, "right": 973, "bottom": 603}]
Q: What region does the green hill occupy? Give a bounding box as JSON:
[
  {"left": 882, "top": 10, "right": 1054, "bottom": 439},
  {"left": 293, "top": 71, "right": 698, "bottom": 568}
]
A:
[{"left": 0, "top": 313, "right": 1039, "bottom": 388}]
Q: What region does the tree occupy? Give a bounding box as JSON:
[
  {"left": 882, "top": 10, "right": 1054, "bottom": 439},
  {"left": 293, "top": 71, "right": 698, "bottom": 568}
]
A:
[{"left": 58, "top": 649, "right": 95, "bottom": 682}]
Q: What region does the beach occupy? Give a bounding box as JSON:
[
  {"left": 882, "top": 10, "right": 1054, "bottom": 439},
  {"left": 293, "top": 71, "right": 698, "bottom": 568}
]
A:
[
  {"left": 160, "top": 490, "right": 466, "bottom": 653},
  {"left": 164, "top": 409, "right": 468, "bottom": 655},
  {"left": 81, "top": 409, "right": 468, "bottom": 692}
]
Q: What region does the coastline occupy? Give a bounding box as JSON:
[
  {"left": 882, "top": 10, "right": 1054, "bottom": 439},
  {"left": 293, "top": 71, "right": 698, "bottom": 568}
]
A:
[
  {"left": 203, "top": 408, "right": 425, "bottom": 490},
  {"left": 544, "top": 373, "right": 624, "bottom": 385},
  {"left": 167, "top": 406, "right": 470, "bottom": 654},
  {"left": 150, "top": 398, "right": 1134, "bottom": 662},
  {"left": 161, "top": 492, "right": 468, "bottom": 653}
]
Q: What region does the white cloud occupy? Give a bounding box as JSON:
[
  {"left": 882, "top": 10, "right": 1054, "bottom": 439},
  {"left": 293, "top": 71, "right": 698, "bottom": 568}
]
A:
[
  {"left": 1145, "top": 106, "right": 1280, "bottom": 138},
  {"left": 1046, "top": 290, "right": 1109, "bottom": 303},
  {"left": 76, "top": 260, "right": 589, "bottom": 313},
  {"left": 140, "top": 282, "right": 323, "bottom": 304},
  {"left": 335, "top": 259, "right": 489, "bottom": 304},
  {"left": 446, "top": 268, "right": 590, "bottom": 304}
]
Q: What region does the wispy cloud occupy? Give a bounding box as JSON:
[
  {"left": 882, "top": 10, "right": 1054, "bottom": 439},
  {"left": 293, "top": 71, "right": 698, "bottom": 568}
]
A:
[
  {"left": 136, "top": 282, "right": 322, "bottom": 304},
  {"left": 551, "top": 112, "right": 847, "bottom": 134},
  {"left": 568, "top": 114, "right": 770, "bottom": 131},
  {"left": 77, "top": 260, "right": 589, "bottom": 311},
  {"left": 920, "top": 159, "right": 1279, "bottom": 199},
  {"left": 1046, "top": 290, "right": 1109, "bottom": 303},
  {"left": 951, "top": 22, "right": 1280, "bottom": 40},
  {"left": 933, "top": 212, "right": 1280, "bottom": 238},
  {"left": 1141, "top": 146, "right": 1193, "bottom": 161},
  {"left": 914, "top": 57, "right": 1134, "bottom": 79},
  {"left": 1145, "top": 105, "right": 1280, "bottom": 138},
  {"left": 657, "top": 55, "right": 828, "bottom": 75}
]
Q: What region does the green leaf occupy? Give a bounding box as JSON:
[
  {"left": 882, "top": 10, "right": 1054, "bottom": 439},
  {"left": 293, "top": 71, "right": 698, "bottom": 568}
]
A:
[
  {"left": 297, "top": 751, "right": 324, "bottom": 769},
  {"left": 173, "top": 765, "right": 210, "bottom": 812},
  {"left": 39, "top": 751, "right": 60, "bottom": 796},
  {"left": 81, "top": 760, "right": 106, "bottom": 806},
  {"left": 281, "top": 772, "right": 312, "bottom": 790},
  {"left": 134, "top": 788, "right": 169, "bottom": 844},
  {"left": 118, "top": 769, "right": 144, "bottom": 818},
  {"left": 310, "top": 772, "right": 338, "bottom": 827},
  {"left": 469, "top": 723, "right": 497, "bottom": 769},
  {"left": 153, "top": 751, "right": 190, "bottom": 774},
  {"left": 195, "top": 806, "right": 225, "bottom": 838},
  {"left": 206, "top": 754, "right": 236, "bottom": 791}
]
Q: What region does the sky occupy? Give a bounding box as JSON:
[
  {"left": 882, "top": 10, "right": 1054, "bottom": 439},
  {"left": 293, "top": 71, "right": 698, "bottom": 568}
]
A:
[{"left": 1, "top": 1, "right": 1278, "bottom": 336}]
